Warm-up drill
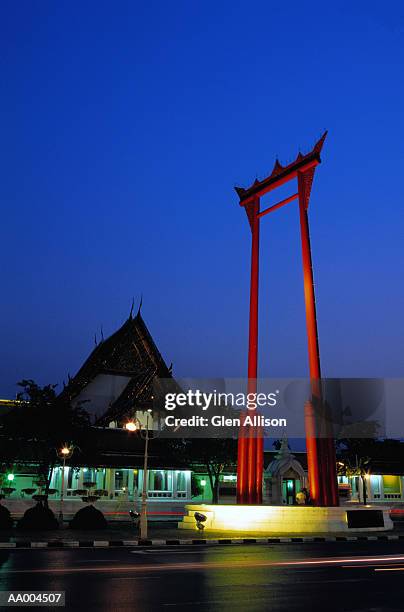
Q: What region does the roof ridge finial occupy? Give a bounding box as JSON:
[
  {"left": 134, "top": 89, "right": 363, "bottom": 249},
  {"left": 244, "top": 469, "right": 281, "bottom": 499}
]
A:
[
  {"left": 271, "top": 158, "right": 283, "bottom": 176},
  {"left": 100, "top": 325, "right": 104, "bottom": 342},
  {"left": 137, "top": 294, "right": 143, "bottom": 316},
  {"left": 276, "top": 436, "right": 293, "bottom": 459},
  {"left": 314, "top": 130, "right": 328, "bottom": 153},
  {"left": 129, "top": 297, "right": 135, "bottom": 319}
]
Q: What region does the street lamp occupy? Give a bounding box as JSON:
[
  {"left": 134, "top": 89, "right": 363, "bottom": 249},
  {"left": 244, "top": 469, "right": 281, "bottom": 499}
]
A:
[
  {"left": 57, "top": 445, "right": 74, "bottom": 525},
  {"left": 125, "top": 410, "right": 152, "bottom": 540}
]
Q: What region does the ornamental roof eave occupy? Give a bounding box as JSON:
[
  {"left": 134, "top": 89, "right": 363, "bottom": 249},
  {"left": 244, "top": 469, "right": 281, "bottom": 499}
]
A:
[{"left": 235, "top": 131, "right": 327, "bottom": 204}]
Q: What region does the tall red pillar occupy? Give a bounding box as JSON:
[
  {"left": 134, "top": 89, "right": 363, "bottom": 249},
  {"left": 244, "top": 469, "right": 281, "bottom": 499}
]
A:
[
  {"left": 237, "top": 197, "right": 262, "bottom": 504},
  {"left": 298, "top": 170, "right": 339, "bottom": 507},
  {"left": 235, "top": 132, "right": 337, "bottom": 507}
]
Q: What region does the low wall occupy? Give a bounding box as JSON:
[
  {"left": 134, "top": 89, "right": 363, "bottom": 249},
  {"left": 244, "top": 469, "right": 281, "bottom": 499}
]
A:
[{"left": 179, "top": 504, "right": 394, "bottom": 533}]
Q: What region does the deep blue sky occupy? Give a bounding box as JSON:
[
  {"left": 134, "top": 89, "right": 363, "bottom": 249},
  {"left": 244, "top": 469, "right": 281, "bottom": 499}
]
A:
[{"left": 1, "top": 1, "right": 404, "bottom": 398}]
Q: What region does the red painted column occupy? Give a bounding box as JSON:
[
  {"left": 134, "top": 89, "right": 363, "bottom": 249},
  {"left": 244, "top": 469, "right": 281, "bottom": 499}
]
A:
[
  {"left": 237, "top": 425, "right": 248, "bottom": 503},
  {"left": 298, "top": 176, "right": 338, "bottom": 507},
  {"left": 237, "top": 197, "right": 260, "bottom": 504},
  {"left": 255, "top": 417, "right": 264, "bottom": 504},
  {"left": 304, "top": 400, "right": 321, "bottom": 504},
  {"left": 237, "top": 424, "right": 248, "bottom": 504}
]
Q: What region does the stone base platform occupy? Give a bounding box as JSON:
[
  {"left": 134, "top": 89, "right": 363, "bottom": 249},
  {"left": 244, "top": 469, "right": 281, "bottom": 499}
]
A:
[{"left": 178, "top": 504, "right": 393, "bottom": 534}]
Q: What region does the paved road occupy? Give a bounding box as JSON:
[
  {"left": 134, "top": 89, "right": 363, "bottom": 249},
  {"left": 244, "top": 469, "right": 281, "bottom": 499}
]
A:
[{"left": 1, "top": 541, "right": 404, "bottom": 611}]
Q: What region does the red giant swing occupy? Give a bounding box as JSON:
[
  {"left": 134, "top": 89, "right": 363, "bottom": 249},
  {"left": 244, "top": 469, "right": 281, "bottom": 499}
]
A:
[{"left": 235, "top": 133, "right": 339, "bottom": 508}]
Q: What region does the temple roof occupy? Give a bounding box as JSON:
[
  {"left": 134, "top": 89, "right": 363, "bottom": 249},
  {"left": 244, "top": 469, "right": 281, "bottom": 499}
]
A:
[{"left": 64, "top": 311, "right": 175, "bottom": 425}]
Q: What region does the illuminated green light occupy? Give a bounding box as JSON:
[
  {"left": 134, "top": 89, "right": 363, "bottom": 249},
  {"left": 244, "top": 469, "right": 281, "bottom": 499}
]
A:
[
  {"left": 7, "top": 473, "right": 15, "bottom": 481},
  {"left": 200, "top": 479, "right": 206, "bottom": 487}
]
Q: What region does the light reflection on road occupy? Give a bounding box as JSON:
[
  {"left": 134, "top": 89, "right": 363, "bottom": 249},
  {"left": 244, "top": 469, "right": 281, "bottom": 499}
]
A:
[{"left": 2, "top": 545, "right": 404, "bottom": 611}]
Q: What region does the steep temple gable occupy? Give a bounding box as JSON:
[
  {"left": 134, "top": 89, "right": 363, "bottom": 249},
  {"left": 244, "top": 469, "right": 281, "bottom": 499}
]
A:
[{"left": 65, "top": 311, "right": 173, "bottom": 424}]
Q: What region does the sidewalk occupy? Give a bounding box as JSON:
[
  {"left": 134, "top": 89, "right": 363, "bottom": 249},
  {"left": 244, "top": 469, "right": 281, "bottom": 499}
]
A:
[{"left": 1, "top": 521, "right": 404, "bottom": 548}]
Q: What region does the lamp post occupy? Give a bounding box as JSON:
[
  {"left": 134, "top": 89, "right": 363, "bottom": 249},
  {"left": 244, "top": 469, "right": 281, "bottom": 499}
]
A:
[
  {"left": 57, "top": 445, "right": 74, "bottom": 525},
  {"left": 125, "top": 410, "right": 151, "bottom": 540}
]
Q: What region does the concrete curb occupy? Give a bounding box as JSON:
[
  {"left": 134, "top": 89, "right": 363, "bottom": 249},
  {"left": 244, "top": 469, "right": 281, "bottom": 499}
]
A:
[{"left": 0, "top": 534, "right": 401, "bottom": 549}]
